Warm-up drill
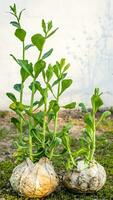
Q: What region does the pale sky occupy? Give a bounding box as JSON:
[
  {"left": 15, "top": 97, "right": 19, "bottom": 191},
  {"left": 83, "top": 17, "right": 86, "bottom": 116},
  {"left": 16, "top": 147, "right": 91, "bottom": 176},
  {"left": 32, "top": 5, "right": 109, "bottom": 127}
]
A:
[{"left": 0, "top": 0, "right": 113, "bottom": 109}]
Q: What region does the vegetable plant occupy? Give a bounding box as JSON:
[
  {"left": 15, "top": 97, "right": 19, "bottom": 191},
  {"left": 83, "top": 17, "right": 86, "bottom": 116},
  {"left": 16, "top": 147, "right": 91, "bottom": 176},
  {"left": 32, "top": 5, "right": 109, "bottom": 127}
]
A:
[
  {"left": 62, "top": 88, "right": 111, "bottom": 170},
  {"left": 7, "top": 4, "right": 76, "bottom": 163}
]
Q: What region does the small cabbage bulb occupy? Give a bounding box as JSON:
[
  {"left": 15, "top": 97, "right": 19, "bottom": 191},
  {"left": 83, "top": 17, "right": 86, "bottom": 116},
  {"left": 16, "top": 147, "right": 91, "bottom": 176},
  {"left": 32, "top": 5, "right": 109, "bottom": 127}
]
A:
[
  {"left": 10, "top": 157, "right": 59, "bottom": 198},
  {"left": 63, "top": 160, "right": 106, "bottom": 193}
]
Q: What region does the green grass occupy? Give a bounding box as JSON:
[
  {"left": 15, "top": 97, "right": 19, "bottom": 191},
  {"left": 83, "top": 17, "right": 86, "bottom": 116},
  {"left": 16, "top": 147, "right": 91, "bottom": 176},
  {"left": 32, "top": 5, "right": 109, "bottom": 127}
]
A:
[{"left": 0, "top": 132, "right": 113, "bottom": 200}]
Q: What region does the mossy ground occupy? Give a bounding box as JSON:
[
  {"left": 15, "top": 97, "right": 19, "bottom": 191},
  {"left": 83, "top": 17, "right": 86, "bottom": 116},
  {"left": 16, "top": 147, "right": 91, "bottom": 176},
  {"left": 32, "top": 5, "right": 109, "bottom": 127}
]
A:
[{"left": 0, "top": 111, "right": 113, "bottom": 200}]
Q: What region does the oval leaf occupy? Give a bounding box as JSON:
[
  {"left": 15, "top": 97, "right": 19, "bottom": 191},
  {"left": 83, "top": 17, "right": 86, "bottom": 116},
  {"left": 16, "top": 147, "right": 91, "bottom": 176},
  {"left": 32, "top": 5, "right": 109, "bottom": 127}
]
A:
[
  {"left": 31, "top": 34, "right": 45, "bottom": 51},
  {"left": 14, "top": 84, "right": 21, "bottom": 92},
  {"left": 63, "top": 102, "right": 76, "bottom": 109},
  {"left": 60, "top": 79, "right": 72, "bottom": 95},
  {"left": 6, "top": 92, "right": 16, "bottom": 102},
  {"left": 15, "top": 28, "right": 26, "bottom": 42},
  {"left": 34, "top": 60, "right": 46, "bottom": 78}
]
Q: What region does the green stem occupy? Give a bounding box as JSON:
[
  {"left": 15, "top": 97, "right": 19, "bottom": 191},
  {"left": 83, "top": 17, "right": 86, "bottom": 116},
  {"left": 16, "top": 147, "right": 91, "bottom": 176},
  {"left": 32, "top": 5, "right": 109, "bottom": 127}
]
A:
[
  {"left": 28, "top": 39, "right": 46, "bottom": 160},
  {"left": 50, "top": 80, "right": 60, "bottom": 160},
  {"left": 29, "top": 77, "right": 35, "bottom": 161},
  {"left": 42, "top": 89, "right": 48, "bottom": 148},
  {"left": 54, "top": 80, "right": 60, "bottom": 137},
  {"left": 90, "top": 112, "right": 96, "bottom": 161},
  {"left": 19, "top": 41, "right": 25, "bottom": 142},
  {"left": 68, "top": 147, "right": 76, "bottom": 166}
]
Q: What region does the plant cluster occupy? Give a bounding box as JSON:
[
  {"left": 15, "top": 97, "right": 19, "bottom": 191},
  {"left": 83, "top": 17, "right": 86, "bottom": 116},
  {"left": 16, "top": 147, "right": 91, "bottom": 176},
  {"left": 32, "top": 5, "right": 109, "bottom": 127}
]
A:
[
  {"left": 7, "top": 4, "right": 76, "bottom": 162},
  {"left": 63, "top": 88, "right": 111, "bottom": 170}
]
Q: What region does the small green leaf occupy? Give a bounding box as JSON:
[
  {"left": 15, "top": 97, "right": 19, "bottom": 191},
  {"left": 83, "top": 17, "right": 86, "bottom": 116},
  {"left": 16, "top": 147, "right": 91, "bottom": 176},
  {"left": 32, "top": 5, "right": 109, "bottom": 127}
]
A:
[
  {"left": 84, "top": 113, "right": 93, "bottom": 129},
  {"left": 47, "top": 28, "right": 59, "bottom": 38},
  {"left": 47, "top": 21, "right": 52, "bottom": 31},
  {"left": 79, "top": 102, "right": 87, "bottom": 113},
  {"left": 10, "top": 21, "right": 20, "bottom": 28},
  {"left": 21, "top": 68, "right": 29, "bottom": 82},
  {"left": 42, "top": 19, "right": 46, "bottom": 34},
  {"left": 6, "top": 92, "right": 16, "bottom": 102},
  {"left": 34, "top": 60, "right": 46, "bottom": 78},
  {"left": 31, "top": 34, "right": 45, "bottom": 51},
  {"left": 14, "top": 84, "right": 21, "bottom": 92},
  {"left": 17, "top": 60, "right": 33, "bottom": 77},
  {"left": 33, "top": 111, "right": 44, "bottom": 127},
  {"left": 91, "top": 95, "right": 103, "bottom": 113},
  {"left": 63, "top": 102, "right": 76, "bottom": 109},
  {"left": 63, "top": 64, "right": 70, "bottom": 72},
  {"left": 42, "top": 48, "right": 53, "bottom": 59},
  {"left": 18, "top": 9, "right": 25, "bottom": 21},
  {"left": 24, "top": 44, "right": 34, "bottom": 50},
  {"left": 10, "top": 55, "right": 32, "bottom": 81},
  {"left": 96, "top": 111, "right": 111, "bottom": 127},
  {"left": 15, "top": 28, "right": 26, "bottom": 42},
  {"left": 53, "top": 102, "right": 60, "bottom": 114},
  {"left": 11, "top": 117, "right": 20, "bottom": 130},
  {"left": 46, "top": 64, "right": 53, "bottom": 82},
  {"left": 53, "top": 64, "right": 59, "bottom": 77},
  {"left": 10, "top": 3, "right": 16, "bottom": 14},
  {"left": 52, "top": 78, "right": 61, "bottom": 87},
  {"left": 60, "top": 79, "right": 72, "bottom": 94}
]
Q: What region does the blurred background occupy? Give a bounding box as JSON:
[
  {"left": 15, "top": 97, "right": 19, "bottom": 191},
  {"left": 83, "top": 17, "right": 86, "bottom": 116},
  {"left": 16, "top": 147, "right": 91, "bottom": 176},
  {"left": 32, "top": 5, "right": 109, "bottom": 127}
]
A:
[{"left": 0, "top": 0, "right": 113, "bottom": 109}]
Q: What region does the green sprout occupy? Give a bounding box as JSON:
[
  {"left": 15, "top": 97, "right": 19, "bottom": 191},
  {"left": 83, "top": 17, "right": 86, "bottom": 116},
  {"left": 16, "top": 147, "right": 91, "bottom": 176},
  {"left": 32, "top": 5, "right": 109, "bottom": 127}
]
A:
[
  {"left": 63, "top": 88, "right": 111, "bottom": 170},
  {"left": 80, "top": 88, "right": 111, "bottom": 163}
]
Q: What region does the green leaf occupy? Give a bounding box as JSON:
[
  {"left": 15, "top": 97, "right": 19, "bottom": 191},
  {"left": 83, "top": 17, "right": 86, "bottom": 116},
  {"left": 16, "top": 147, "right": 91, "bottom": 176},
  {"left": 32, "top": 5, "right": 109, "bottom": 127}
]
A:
[
  {"left": 21, "top": 68, "right": 29, "bottom": 82},
  {"left": 6, "top": 93, "right": 16, "bottom": 102},
  {"left": 53, "top": 102, "right": 60, "bottom": 114},
  {"left": 18, "top": 9, "right": 25, "bottom": 21},
  {"left": 79, "top": 102, "right": 87, "bottom": 113},
  {"left": 84, "top": 113, "right": 93, "bottom": 129},
  {"left": 17, "top": 60, "right": 33, "bottom": 77},
  {"left": 63, "top": 102, "right": 76, "bottom": 109},
  {"left": 14, "top": 84, "right": 21, "bottom": 92},
  {"left": 42, "top": 48, "right": 53, "bottom": 59},
  {"left": 47, "top": 21, "right": 52, "bottom": 31},
  {"left": 63, "top": 64, "right": 70, "bottom": 72},
  {"left": 33, "top": 111, "right": 44, "bottom": 127},
  {"left": 53, "top": 64, "right": 59, "bottom": 78},
  {"left": 46, "top": 64, "right": 53, "bottom": 82},
  {"left": 34, "top": 60, "right": 46, "bottom": 78},
  {"left": 11, "top": 117, "right": 20, "bottom": 130},
  {"left": 10, "top": 3, "right": 16, "bottom": 14},
  {"left": 10, "top": 55, "right": 32, "bottom": 82},
  {"left": 42, "top": 19, "right": 46, "bottom": 34},
  {"left": 10, "top": 21, "right": 20, "bottom": 28},
  {"left": 24, "top": 44, "right": 34, "bottom": 50},
  {"left": 29, "top": 82, "right": 36, "bottom": 93},
  {"left": 96, "top": 111, "right": 111, "bottom": 127},
  {"left": 48, "top": 100, "right": 60, "bottom": 114},
  {"left": 15, "top": 28, "right": 26, "bottom": 42},
  {"left": 52, "top": 78, "right": 61, "bottom": 87},
  {"left": 60, "top": 79, "right": 72, "bottom": 94},
  {"left": 31, "top": 34, "right": 45, "bottom": 51},
  {"left": 33, "top": 101, "right": 39, "bottom": 107},
  {"left": 37, "top": 97, "right": 44, "bottom": 108},
  {"left": 49, "top": 137, "right": 62, "bottom": 150},
  {"left": 91, "top": 94, "right": 103, "bottom": 113},
  {"left": 47, "top": 28, "right": 59, "bottom": 38}
]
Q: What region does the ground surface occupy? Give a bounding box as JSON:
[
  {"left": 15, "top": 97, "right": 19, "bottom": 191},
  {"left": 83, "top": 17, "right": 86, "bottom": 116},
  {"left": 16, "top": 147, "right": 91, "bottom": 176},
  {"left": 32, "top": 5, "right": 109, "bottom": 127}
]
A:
[{"left": 0, "top": 110, "right": 113, "bottom": 200}]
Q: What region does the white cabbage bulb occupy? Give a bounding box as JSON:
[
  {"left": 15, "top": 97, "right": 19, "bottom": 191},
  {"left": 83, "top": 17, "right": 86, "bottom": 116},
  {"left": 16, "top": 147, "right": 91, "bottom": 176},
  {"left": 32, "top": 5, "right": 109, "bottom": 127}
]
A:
[
  {"left": 10, "top": 157, "right": 59, "bottom": 198},
  {"left": 63, "top": 160, "right": 106, "bottom": 193}
]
